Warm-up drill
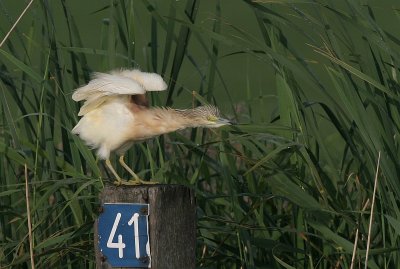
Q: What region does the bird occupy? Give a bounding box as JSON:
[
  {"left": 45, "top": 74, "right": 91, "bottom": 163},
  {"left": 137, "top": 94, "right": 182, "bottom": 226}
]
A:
[{"left": 71, "top": 69, "right": 231, "bottom": 185}]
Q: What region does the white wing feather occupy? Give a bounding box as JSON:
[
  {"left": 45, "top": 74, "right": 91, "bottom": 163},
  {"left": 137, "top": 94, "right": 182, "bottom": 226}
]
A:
[
  {"left": 113, "top": 69, "right": 168, "bottom": 92},
  {"left": 72, "top": 72, "right": 146, "bottom": 101},
  {"left": 72, "top": 69, "right": 167, "bottom": 116}
]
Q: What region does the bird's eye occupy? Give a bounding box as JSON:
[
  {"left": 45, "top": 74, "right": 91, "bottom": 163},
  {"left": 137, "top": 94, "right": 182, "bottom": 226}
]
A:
[{"left": 207, "top": 115, "right": 217, "bottom": 122}]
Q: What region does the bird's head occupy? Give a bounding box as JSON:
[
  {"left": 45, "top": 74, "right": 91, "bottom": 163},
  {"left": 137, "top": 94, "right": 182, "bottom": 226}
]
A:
[{"left": 187, "top": 105, "right": 231, "bottom": 128}]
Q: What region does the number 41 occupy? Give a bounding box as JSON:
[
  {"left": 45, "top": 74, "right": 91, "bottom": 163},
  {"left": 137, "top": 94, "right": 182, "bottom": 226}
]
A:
[{"left": 107, "top": 213, "right": 141, "bottom": 259}]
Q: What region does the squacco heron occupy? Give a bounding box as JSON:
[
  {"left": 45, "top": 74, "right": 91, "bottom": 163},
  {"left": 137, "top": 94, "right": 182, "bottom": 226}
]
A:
[{"left": 72, "top": 69, "right": 230, "bottom": 185}]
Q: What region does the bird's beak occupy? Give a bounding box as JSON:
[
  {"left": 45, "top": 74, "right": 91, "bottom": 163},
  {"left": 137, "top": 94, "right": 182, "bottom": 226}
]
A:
[{"left": 216, "top": 117, "right": 232, "bottom": 126}]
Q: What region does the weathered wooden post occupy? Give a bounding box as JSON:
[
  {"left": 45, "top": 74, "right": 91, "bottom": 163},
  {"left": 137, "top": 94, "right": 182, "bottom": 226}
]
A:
[{"left": 94, "top": 184, "right": 196, "bottom": 269}]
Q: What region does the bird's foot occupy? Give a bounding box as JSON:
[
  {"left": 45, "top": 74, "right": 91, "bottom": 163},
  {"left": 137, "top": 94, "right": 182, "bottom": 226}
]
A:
[{"left": 113, "top": 178, "right": 158, "bottom": 186}]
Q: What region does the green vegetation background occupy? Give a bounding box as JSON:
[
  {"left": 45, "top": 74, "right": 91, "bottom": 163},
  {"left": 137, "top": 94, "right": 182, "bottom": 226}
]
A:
[{"left": 1, "top": 0, "right": 400, "bottom": 268}]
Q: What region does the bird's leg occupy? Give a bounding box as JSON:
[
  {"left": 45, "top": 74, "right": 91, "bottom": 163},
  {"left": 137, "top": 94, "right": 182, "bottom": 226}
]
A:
[
  {"left": 119, "top": 155, "right": 157, "bottom": 185},
  {"left": 119, "top": 155, "right": 140, "bottom": 181},
  {"left": 105, "top": 159, "right": 124, "bottom": 185}
]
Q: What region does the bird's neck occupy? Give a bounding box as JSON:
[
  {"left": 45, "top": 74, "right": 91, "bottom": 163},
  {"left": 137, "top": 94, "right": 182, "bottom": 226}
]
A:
[
  {"left": 132, "top": 107, "right": 197, "bottom": 140},
  {"left": 154, "top": 107, "right": 200, "bottom": 130}
]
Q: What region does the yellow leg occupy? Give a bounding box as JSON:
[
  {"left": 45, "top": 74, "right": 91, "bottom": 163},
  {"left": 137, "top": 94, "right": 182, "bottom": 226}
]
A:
[
  {"left": 105, "top": 159, "right": 124, "bottom": 185},
  {"left": 119, "top": 155, "right": 140, "bottom": 181},
  {"left": 118, "top": 155, "right": 158, "bottom": 185}
]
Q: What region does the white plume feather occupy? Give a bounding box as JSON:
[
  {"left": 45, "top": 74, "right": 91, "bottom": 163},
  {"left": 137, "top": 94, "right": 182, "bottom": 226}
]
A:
[
  {"left": 72, "top": 69, "right": 168, "bottom": 116},
  {"left": 114, "top": 69, "right": 168, "bottom": 91}
]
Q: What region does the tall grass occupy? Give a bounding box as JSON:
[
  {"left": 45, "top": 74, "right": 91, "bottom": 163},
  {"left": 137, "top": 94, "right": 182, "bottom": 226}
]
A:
[{"left": 1, "top": 1, "right": 399, "bottom": 268}]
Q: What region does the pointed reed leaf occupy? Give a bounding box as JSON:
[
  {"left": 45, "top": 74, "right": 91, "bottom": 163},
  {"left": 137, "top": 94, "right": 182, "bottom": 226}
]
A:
[
  {"left": 268, "top": 174, "right": 323, "bottom": 211},
  {"left": 0, "top": 49, "right": 42, "bottom": 83}
]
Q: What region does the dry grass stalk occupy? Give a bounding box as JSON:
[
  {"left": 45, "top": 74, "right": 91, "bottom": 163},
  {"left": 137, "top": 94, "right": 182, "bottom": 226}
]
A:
[
  {"left": 0, "top": 0, "right": 35, "bottom": 47},
  {"left": 364, "top": 151, "right": 381, "bottom": 269},
  {"left": 350, "top": 228, "right": 359, "bottom": 269},
  {"left": 25, "top": 164, "right": 35, "bottom": 269}
]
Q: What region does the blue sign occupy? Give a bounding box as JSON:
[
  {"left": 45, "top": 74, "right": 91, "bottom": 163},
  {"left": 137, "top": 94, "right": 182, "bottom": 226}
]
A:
[{"left": 98, "top": 203, "right": 150, "bottom": 268}]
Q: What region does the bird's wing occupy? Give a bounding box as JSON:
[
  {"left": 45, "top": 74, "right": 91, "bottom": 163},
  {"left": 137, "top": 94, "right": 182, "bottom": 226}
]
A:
[
  {"left": 72, "top": 70, "right": 168, "bottom": 116},
  {"left": 112, "top": 69, "right": 168, "bottom": 92},
  {"left": 72, "top": 72, "right": 146, "bottom": 101}
]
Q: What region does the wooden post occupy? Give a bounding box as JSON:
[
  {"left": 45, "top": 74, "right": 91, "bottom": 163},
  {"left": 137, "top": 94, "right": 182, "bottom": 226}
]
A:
[{"left": 94, "top": 184, "right": 196, "bottom": 269}]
